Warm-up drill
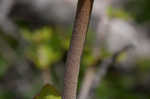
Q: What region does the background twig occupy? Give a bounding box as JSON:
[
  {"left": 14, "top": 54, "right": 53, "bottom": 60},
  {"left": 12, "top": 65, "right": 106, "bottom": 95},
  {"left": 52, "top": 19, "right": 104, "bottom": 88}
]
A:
[{"left": 78, "top": 44, "right": 133, "bottom": 99}]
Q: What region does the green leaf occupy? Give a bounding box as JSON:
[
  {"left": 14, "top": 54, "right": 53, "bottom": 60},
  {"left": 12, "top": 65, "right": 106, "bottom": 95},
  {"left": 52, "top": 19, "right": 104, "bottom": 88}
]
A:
[
  {"left": 107, "top": 7, "right": 132, "bottom": 20},
  {"left": 0, "top": 57, "right": 8, "bottom": 77},
  {"left": 116, "top": 52, "right": 127, "bottom": 62},
  {"left": 34, "top": 84, "right": 61, "bottom": 99},
  {"left": 136, "top": 58, "right": 150, "bottom": 72},
  {"left": 36, "top": 45, "right": 60, "bottom": 69},
  {"left": 82, "top": 49, "right": 95, "bottom": 67},
  {"left": 32, "top": 27, "right": 52, "bottom": 43},
  {"left": 23, "top": 26, "right": 63, "bottom": 69}
]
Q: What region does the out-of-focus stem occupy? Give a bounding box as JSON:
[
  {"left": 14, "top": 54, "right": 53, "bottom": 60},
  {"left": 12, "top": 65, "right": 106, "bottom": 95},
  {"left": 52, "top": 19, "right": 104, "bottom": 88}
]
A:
[{"left": 42, "top": 68, "right": 52, "bottom": 84}]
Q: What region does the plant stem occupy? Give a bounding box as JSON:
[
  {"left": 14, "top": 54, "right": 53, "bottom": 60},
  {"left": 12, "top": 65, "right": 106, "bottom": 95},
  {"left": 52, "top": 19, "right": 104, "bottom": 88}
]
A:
[{"left": 62, "top": 0, "right": 94, "bottom": 99}]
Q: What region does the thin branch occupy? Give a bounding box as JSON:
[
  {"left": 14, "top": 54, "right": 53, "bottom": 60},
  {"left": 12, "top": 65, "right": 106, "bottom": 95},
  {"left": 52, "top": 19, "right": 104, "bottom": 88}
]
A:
[
  {"left": 78, "top": 45, "right": 133, "bottom": 99},
  {"left": 78, "top": 67, "right": 96, "bottom": 99},
  {"left": 62, "top": 0, "right": 94, "bottom": 99}
]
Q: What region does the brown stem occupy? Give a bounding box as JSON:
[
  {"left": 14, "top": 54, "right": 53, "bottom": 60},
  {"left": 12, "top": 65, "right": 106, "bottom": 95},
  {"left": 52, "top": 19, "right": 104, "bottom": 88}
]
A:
[
  {"left": 42, "top": 68, "right": 52, "bottom": 84},
  {"left": 62, "top": 0, "right": 94, "bottom": 99},
  {"left": 78, "top": 67, "right": 95, "bottom": 99}
]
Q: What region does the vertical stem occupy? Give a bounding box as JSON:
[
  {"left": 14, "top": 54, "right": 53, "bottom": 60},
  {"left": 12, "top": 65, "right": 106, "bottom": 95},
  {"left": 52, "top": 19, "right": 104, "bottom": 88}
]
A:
[
  {"left": 78, "top": 67, "right": 95, "bottom": 99},
  {"left": 42, "top": 68, "right": 52, "bottom": 84},
  {"left": 63, "top": 0, "right": 94, "bottom": 99}
]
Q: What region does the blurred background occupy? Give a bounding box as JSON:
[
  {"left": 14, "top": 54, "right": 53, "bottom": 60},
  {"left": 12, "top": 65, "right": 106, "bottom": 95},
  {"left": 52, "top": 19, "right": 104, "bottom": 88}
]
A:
[{"left": 0, "top": 0, "right": 150, "bottom": 99}]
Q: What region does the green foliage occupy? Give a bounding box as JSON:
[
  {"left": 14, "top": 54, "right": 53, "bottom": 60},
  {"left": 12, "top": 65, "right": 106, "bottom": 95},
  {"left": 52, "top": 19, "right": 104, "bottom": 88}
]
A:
[
  {"left": 136, "top": 58, "right": 150, "bottom": 72},
  {"left": 34, "top": 84, "right": 61, "bottom": 99},
  {"left": 116, "top": 52, "right": 127, "bottom": 63},
  {"left": 0, "top": 57, "right": 8, "bottom": 77},
  {"left": 107, "top": 7, "right": 132, "bottom": 20},
  {"left": 22, "top": 27, "right": 63, "bottom": 69},
  {"left": 0, "top": 91, "right": 16, "bottom": 99},
  {"left": 125, "top": 0, "right": 150, "bottom": 23},
  {"left": 36, "top": 45, "right": 60, "bottom": 69},
  {"left": 97, "top": 76, "right": 149, "bottom": 99},
  {"left": 100, "top": 48, "right": 112, "bottom": 58},
  {"left": 82, "top": 47, "right": 95, "bottom": 67}
]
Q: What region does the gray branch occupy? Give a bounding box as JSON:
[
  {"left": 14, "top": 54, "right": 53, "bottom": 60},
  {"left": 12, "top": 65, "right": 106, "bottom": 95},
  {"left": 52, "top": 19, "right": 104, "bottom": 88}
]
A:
[{"left": 78, "top": 44, "right": 134, "bottom": 99}]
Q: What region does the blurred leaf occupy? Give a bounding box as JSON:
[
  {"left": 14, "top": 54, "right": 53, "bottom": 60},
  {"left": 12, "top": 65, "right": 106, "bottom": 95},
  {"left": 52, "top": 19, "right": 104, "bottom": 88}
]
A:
[
  {"left": 23, "top": 27, "right": 63, "bottom": 69},
  {"left": 86, "top": 29, "right": 95, "bottom": 46},
  {"left": 116, "top": 52, "right": 127, "bottom": 62},
  {"left": 0, "top": 57, "right": 8, "bottom": 77},
  {"left": 36, "top": 45, "right": 60, "bottom": 69},
  {"left": 100, "top": 48, "right": 112, "bottom": 58},
  {"left": 22, "top": 28, "right": 33, "bottom": 41},
  {"left": 125, "top": 0, "right": 150, "bottom": 23},
  {"left": 62, "top": 38, "right": 70, "bottom": 50},
  {"left": 107, "top": 7, "right": 132, "bottom": 20},
  {"left": 82, "top": 48, "right": 95, "bottom": 67},
  {"left": 32, "top": 27, "right": 52, "bottom": 44},
  {"left": 0, "top": 91, "right": 16, "bottom": 99},
  {"left": 34, "top": 84, "right": 61, "bottom": 99},
  {"left": 136, "top": 58, "right": 150, "bottom": 72},
  {"left": 97, "top": 78, "right": 149, "bottom": 99}
]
